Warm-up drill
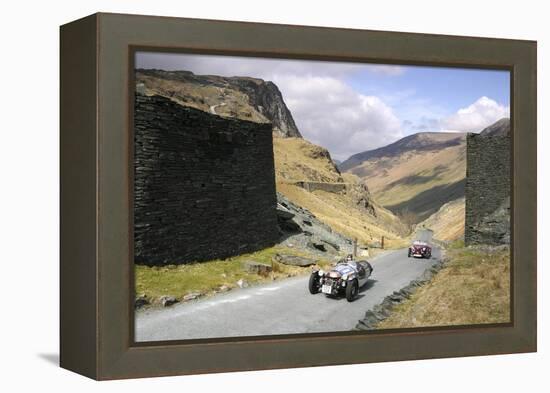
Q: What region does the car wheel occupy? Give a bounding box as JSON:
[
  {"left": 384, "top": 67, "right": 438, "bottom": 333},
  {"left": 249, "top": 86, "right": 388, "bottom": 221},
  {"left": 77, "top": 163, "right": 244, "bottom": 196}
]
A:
[
  {"left": 346, "top": 279, "right": 359, "bottom": 302},
  {"left": 308, "top": 273, "right": 320, "bottom": 294},
  {"left": 408, "top": 249, "right": 411, "bottom": 258}
]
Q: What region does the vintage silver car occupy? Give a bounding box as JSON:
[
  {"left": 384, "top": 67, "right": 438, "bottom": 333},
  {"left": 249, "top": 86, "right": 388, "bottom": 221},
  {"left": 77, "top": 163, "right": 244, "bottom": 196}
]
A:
[{"left": 308, "top": 257, "right": 373, "bottom": 302}]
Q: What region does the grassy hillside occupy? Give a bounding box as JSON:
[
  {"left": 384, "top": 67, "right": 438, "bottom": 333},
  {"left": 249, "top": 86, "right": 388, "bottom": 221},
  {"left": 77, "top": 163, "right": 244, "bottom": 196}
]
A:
[
  {"left": 341, "top": 132, "right": 467, "bottom": 223},
  {"left": 136, "top": 69, "right": 301, "bottom": 137},
  {"left": 277, "top": 183, "right": 407, "bottom": 248},
  {"left": 273, "top": 137, "right": 407, "bottom": 246},
  {"left": 416, "top": 197, "right": 465, "bottom": 242},
  {"left": 377, "top": 244, "right": 510, "bottom": 328},
  {"left": 137, "top": 71, "right": 267, "bottom": 122},
  {"left": 273, "top": 137, "right": 342, "bottom": 183}
]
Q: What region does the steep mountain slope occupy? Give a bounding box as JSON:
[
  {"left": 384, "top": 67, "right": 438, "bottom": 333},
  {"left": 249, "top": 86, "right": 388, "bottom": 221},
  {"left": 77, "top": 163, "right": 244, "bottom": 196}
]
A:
[
  {"left": 136, "top": 69, "right": 301, "bottom": 137},
  {"left": 274, "top": 137, "right": 407, "bottom": 245},
  {"left": 277, "top": 181, "right": 407, "bottom": 247},
  {"left": 340, "top": 132, "right": 467, "bottom": 222},
  {"left": 273, "top": 137, "right": 342, "bottom": 183}
]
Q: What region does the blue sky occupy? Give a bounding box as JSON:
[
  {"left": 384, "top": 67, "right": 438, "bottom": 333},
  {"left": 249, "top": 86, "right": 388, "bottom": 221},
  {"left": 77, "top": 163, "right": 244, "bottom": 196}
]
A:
[
  {"left": 137, "top": 52, "right": 510, "bottom": 160},
  {"left": 348, "top": 66, "right": 509, "bottom": 108},
  {"left": 346, "top": 66, "right": 510, "bottom": 136}
]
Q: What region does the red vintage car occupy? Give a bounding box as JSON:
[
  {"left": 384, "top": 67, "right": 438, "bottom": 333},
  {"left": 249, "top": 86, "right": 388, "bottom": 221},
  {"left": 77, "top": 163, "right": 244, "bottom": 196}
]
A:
[{"left": 408, "top": 241, "right": 432, "bottom": 259}]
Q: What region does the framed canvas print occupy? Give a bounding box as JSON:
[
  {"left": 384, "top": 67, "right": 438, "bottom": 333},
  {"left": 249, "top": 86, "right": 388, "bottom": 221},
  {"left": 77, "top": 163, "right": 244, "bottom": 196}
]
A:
[{"left": 60, "top": 13, "right": 537, "bottom": 380}]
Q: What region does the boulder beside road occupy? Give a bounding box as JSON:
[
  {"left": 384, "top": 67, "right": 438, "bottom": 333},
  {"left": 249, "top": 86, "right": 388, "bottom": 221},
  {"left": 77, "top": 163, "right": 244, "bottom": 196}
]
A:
[
  {"left": 272, "top": 253, "right": 316, "bottom": 267},
  {"left": 243, "top": 261, "right": 273, "bottom": 275}
]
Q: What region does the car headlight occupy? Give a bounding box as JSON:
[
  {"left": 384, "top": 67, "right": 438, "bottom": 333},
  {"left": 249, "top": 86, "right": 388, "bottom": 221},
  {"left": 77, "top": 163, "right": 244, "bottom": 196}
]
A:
[
  {"left": 318, "top": 270, "right": 324, "bottom": 276},
  {"left": 342, "top": 274, "right": 348, "bottom": 280}
]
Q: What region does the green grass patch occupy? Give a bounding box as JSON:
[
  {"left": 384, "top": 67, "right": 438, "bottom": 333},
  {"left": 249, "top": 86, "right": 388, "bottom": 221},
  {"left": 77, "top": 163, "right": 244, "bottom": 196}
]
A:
[
  {"left": 377, "top": 245, "right": 510, "bottom": 329},
  {"left": 448, "top": 239, "right": 465, "bottom": 249},
  {"left": 135, "top": 245, "right": 334, "bottom": 306}
]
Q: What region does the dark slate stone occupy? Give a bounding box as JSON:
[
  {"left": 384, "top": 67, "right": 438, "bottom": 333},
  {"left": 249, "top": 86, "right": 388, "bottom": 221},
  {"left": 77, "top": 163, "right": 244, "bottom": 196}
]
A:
[
  {"left": 134, "top": 94, "right": 278, "bottom": 266},
  {"left": 465, "top": 133, "right": 510, "bottom": 245},
  {"left": 272, "top": 253, "right": 317, "bottom": 267}
]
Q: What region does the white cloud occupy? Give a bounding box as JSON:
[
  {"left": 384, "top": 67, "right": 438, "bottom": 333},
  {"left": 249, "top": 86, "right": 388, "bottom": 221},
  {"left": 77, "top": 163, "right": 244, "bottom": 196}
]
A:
[
  {"left": 273, "top": 75, "right": 403, "bottom": 160},
  {"left": 136, "top": 52, "right": 365, "bottom": 79},
  {"left": 441, "top": 96, "right": 509, "bottom": 132},
  {"left": 136, "top": 52, "right": 406, "bottom": 160},
  {"left": 136, "top": 52, "right": 405, "bottom": 81},
  {"left": 135, "top": 52, "right": 511, "bottom": 158}
]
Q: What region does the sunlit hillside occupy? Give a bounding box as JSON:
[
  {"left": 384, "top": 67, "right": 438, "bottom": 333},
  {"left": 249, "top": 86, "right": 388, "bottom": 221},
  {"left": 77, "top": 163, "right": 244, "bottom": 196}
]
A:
[
  {"left": 416, "top": 197, "right": 465, "bottom": 242},
  {"left": 341, "top": 132, "right": 467, "bottom": 223},
  {"left": 274, "top": 137, "right": 407, "bottom": 247}
]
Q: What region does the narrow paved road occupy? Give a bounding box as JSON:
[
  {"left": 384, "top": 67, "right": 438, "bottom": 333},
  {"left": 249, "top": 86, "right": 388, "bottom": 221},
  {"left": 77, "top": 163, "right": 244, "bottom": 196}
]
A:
[{"left": 135, "top": 247, "right": 440, "bottom": 342}]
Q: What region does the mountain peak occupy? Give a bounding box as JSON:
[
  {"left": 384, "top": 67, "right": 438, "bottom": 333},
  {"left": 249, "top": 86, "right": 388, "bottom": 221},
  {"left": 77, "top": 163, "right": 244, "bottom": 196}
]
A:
[
  {"left": 136, "top": 69, "right": 302, "bottom": 138},
  {"left": 339, "top": 132, "right": 466, "bottom": 172}
]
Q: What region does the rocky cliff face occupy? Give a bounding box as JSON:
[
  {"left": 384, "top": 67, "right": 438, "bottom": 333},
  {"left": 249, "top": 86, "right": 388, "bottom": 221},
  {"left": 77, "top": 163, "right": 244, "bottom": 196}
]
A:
[
  {"left": 465, "top": 119, "right": 511, "bottom": 245},
  {"left": 227, "top": 77, "right": 301, "bottom": 138},
  {"left": 136, "top": 69, "right": 301, "bottom": 138},
  {"left": 276, "top": 192, "right": 353, "bottom": 256},
  {"left": 466, "top": 197, "right": 510, "bottom": 245}
]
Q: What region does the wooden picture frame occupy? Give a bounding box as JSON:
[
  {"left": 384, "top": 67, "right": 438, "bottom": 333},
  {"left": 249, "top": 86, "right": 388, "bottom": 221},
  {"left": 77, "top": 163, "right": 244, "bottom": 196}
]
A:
[{"left": 60, "top": 12, "right": 537, "bottom": 380}]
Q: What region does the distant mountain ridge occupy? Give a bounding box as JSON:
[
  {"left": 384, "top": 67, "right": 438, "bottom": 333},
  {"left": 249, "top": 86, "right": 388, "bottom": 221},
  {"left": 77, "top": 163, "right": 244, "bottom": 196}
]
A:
[
  {"left": 339, "top": 118, "right": 509, "bottom": 241},
  {"left": 339, "top": 132, "right": 465, "bottom": 172},
  {"left": 136, "top": 69, "right": 302, "bottom": 138},
  {"left": 340, "top": 131, "right": 468, "bottom": 224},
  {"left": 340, "top": 118, "right": 510, "bottom": 172}
]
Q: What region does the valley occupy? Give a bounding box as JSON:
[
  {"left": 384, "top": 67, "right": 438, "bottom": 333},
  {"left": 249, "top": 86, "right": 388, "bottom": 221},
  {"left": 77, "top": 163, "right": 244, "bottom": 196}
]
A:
[
  {"left": 273, "top": 137, "right": 407, "bottom": 246},
  {"left": 340, "top": 132, "right": 467, "bottom": 226},
  {"left": 135, "top": 69, "right": 508, "bottom": 247}
]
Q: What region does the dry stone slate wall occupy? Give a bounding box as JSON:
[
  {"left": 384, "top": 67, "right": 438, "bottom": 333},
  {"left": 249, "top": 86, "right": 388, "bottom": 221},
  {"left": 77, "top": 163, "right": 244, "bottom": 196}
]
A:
[
  {"left": 293, "top": 181, "right": 347, "bottom": 193},
  {"left": 134, "top": 94, "right": 278, "bottom": 265},
  {"left": 465, "top": 133, "right": 511, "bottom": 245}
]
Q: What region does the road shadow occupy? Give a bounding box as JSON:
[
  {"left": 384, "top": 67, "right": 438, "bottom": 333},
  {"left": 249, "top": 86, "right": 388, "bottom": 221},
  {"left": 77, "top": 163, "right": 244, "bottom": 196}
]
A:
[
  {"left": 323, "top": 279, "right": 378, "bottom": 301},
  {"left": 37, "top": 353, "right": 59, "bottom": 366},
  {"left": 360, "top": 279, "right": 377, "bottom": 293}
]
